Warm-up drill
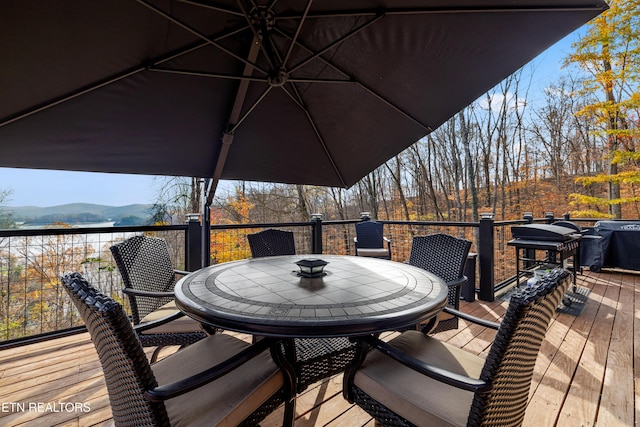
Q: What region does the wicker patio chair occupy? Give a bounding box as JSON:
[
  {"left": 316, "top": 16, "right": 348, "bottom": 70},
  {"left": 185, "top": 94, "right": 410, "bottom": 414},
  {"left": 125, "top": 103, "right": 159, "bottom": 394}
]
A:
[
  {"left": 247, "top": 229, "right": 358, "bottom": 392},
  {"left": 61, "top": 272, "right": 295, "bottom": 427},
  {"left": 408, "top": 234, "right": 472, "bottom": 334},
  {"left": 110, "top": 235, "right": 207, "bottom": 362},
  {"left": 354, "top": 220, "right": 392, "bottom": 259},
  {"left": 247, "top": 228, "right": 296, "bottom": 257},
  {"left": 344, "top": 269, "right": 571, "bottom": 427}
]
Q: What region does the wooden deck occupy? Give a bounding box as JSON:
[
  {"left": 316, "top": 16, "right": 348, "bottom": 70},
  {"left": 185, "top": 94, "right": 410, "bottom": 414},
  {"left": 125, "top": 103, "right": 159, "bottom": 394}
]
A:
[{"left": 1, "top": 268, "right": 638, "bottom": 426}]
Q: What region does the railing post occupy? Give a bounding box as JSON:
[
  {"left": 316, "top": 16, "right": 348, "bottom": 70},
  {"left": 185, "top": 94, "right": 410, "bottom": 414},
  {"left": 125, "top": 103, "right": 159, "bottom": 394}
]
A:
[
  {"left": 185, "top": 214, "right": 202, "bottom": 272},
  {"left": 523, "top": 212, "right": 535, "bottom": 270},
  {"left": 202, "top": 204, "right": 211, "bottom": 268},
  {"left": 478, "top": 213, "right": 495, "bottom": 302},
  {"left": 545, "top": 212, "right": 555, "bottom": 224},
  {"left": 523, "top": 212, "right": 534, "bottom": 224},
  {"left": 311, "top": 213, "right": 323, "bottom": 254}
]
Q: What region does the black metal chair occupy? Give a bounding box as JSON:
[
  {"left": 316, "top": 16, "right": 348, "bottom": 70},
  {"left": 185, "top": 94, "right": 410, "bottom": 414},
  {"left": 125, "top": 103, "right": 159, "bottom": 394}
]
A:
[
  {"left": 110, "top": 235, "right": 207, "bottom": 362},
  {"left": 354, "top": 220, "right": 392, "bottom": 259},
  {"left": 408, "top": 233, "right": 472, "bottom": 334},
  {"left": 344, "top": 269, "right": 571, "bottom": 427},
  {"left": 61, "top": 272, "right": 294, "bottom": 427},
  {"left": 247, "top": 229, "right": 358, "bottom": 392}
]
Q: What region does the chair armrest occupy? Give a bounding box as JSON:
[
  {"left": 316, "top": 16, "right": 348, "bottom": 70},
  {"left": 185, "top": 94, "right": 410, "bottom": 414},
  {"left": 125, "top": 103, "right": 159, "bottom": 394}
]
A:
[
  {"left": 133, "top": 310, "right": 186, "bottom": 332},
  {"left": 144, "top": 337, "right": 277, "bottom": 401},
  {"left": 442, "top": 307, "right": 500, "bottom": 330},
  {"left": 122, "top": 288, "right": 174, "bottom": 298},
  {"left": 445, "top": 275, "right": 467, "bottom": 288},
  {"left": 174, "top": 269, "right": 190, "bottom": 277},
  {"left": 361, "top": 335, "right": 491, "bottom": 393}
]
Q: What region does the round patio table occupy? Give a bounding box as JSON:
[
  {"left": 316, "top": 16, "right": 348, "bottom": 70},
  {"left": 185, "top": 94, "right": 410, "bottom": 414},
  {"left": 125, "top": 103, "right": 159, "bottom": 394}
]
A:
[{"left": 175, "top": 255, "right": 447, "bottom": 337}]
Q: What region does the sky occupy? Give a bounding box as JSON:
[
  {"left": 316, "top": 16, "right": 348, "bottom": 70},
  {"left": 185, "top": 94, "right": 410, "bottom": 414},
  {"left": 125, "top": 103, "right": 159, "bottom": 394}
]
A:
[
  {"left": 0, "top": 168, "right": 159, "bottom": 207},
  {"left": 0, "top": 30, "right": 582, "bottom": 208}
]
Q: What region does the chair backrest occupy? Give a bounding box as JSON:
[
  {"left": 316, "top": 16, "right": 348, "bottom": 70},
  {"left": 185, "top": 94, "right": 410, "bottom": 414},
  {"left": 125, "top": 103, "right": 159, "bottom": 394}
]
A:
[
  {"left": 468, "top": 269, "right": 570, "bottom": 426},
  {"left": 409, "top": 234, "right": 472, "bottom": 333},
  {"left": 247, "top": 229, "right": 296, "bottom": 258},
  {"left": 110, "top": 235, "right": 176, "bottom": 324},
  {"left": 408, "top": 234, "right": 472, "bottom": 285},
  {"left": 355, "top": 221, "right": 385, "bottom": 249},
  {"left": 61, "top": 272, "right": 170, "bottom": 426}
]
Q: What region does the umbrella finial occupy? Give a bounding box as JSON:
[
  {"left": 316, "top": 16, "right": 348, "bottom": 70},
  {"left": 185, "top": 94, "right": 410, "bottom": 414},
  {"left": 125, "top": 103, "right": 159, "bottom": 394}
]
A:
[{"left": 268, "top": 68, "right": 289, "bottom": 87}]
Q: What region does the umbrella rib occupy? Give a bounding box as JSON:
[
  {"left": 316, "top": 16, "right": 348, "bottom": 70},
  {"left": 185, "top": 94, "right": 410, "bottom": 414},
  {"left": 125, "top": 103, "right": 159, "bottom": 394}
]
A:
[
  {"left": 2, "top": 15, "right": 260, "bottom": 128},
  {"left": 274, "top": 5, "right": 608, "bottom": 20},
  {"left": 288, "top": 13, "right": 384, "bottom": 74},
  {"left": 355, "top": 82, "right": 433, "bottom": 133},
  {"left": 178, "top": 0, "right": 244, "bottom": 16},
  {"left": 135, "top": 0, "right": 269, "bottom": 76},
  {"left": 150, "top": 68, "right": 268, "bottom": 82},
  {"left": 228, "top": 85, "right": 273, "bottom": 134},
  {"left": 287, "top": 77, "right": 353, "bottom": 83},
  {"left": 279, "top": 85, "right": 348, "bottom": 188},
  {"left": 0, "top": 39, "right": 213, "bottom": 128},
  {"left": 273, "top": 26, "right": 433, "bottom": 133},
  {"left": 282, "top": 0, "right": 314, "bottom": 68},
  {"left": 267, "top": 0, "right": 279, "bottom": 13},
  {"left": 150, "top": 67, "right": 354, "bottom": 85}
]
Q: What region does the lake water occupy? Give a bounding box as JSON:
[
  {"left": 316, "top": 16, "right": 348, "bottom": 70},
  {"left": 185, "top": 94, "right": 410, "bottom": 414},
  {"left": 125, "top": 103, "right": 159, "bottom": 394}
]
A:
[{"left": 17, "top": 221, "right": 116, "bottom": 229}]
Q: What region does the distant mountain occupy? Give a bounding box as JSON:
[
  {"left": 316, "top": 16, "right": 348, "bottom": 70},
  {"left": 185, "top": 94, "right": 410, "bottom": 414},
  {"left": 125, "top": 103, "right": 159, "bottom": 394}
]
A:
[{"left": 3, "top": 203, "right": 153, "bottom": 226}]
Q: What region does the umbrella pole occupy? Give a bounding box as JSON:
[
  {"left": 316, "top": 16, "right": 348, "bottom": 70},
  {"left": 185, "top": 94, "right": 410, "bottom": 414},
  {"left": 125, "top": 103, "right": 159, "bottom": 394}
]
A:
[{"left": 200, "top": 35, "right": 261, "bottom": 268}]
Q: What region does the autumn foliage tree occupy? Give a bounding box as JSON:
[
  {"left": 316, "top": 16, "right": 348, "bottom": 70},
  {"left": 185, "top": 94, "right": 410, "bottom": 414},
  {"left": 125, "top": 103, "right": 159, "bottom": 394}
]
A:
[
  {"left": 567, "top": 0, "right": 640, "bottom": 218},
  {"left": 210, "top": 189, "right": 254, "bottom": 264},
  {"left": 1, "top": 223, "right": 97, "bottom": 338}
]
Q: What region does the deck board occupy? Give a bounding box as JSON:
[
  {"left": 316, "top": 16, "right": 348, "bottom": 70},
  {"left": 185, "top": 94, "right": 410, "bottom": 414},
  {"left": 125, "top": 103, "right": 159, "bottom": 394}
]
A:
[
  {"left": 597, "top": 271, "right": 635, "bottom": 427},
  {"left": 554, "top": 277, "right": 608, "bottom": 427},
  {"left": 0, "top": 269, "right": 637, "bottom": 426}
]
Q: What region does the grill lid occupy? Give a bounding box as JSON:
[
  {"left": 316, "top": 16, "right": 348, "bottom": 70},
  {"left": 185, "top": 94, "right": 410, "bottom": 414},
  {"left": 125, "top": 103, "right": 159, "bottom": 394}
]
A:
[{"left": 511, "top": 224, "right": 577, "bottom": 241}]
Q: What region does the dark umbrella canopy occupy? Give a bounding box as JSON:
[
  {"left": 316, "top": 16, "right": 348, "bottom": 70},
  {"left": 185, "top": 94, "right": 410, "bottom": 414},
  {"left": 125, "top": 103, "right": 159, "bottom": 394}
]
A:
[{"left": 1, "top": 0, "right": 607, "bottom": 189}]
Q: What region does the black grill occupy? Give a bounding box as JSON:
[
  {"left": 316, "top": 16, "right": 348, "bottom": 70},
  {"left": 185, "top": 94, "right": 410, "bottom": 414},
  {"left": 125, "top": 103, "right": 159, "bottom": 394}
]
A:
[{"left": 508, "top": 224, "right": 581, "bottom": 291}]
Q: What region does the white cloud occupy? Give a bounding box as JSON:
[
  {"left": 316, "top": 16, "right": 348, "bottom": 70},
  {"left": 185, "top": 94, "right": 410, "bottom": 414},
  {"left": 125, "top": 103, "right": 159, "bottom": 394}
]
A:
[{"left": 477, "top": 92, "right": 527, "bottom": 113}]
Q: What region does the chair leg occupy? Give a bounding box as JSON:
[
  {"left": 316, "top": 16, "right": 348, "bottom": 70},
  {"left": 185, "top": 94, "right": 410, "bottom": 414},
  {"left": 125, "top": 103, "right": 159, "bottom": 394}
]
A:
[
  {"left": 150, "top": 346, "right": 163, "bottom": 363},
  {"left": 202, "top": 324, "right": 217, "bottom": 335},
  {"left": 419, "top": 317, "right": 437, "bottom": 334},
  {"left": 283, "top": 398, "right": 295, "bottom": 427}
]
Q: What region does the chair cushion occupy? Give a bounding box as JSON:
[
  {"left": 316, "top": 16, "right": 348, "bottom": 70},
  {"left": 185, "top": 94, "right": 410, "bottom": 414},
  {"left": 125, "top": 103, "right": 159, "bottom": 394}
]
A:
[
  {"left": 353, "top": 330, "right": 483, "bottom": 427},
  {"left": 356, "top": 248, "right": 390, "bottom": 258},
  {"left": 153, "top": 333, "right": 284, "bottom": 427},
  {"left": 140, "top": 300, "right": 204, "bottom": 334}
]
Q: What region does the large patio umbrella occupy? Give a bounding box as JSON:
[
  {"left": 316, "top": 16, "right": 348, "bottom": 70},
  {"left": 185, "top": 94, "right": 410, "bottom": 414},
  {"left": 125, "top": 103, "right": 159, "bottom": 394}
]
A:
[{"left": 1, "top": 0, "right": 606, "bottom": 193}]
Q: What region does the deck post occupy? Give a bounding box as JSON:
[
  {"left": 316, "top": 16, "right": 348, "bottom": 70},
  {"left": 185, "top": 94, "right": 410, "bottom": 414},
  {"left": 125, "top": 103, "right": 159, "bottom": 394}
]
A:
[
  {"left": 545, "top": 212, "right": 555, "bottom": 224},
  {"left": 185, "top": 214, "right": 202, "bottom": 271},
  {"left": 523, "top": 212, "right": 535, "bottom": 270},
  {"left": 311, "top": 214, "right": 323, "bottom": 254},
  {"left": 478, "top": 214, "right": 495, "bottom": 301}
]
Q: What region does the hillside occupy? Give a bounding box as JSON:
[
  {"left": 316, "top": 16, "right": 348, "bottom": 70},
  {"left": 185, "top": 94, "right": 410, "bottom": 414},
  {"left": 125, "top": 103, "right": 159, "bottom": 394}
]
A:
[{"left": 2, "top": 203, "right": 153, "bottom": 226}]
